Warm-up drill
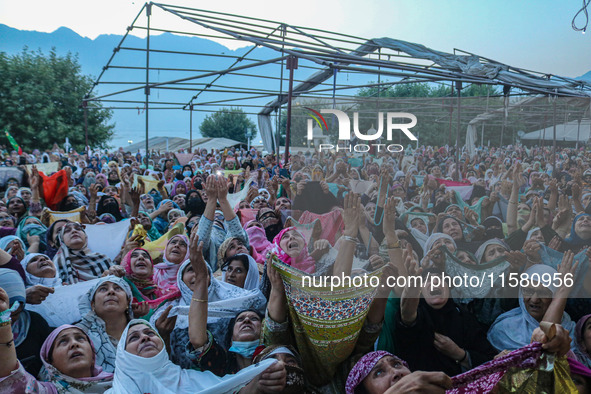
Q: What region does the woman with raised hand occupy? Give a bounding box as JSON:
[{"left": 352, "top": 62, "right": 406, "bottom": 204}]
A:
[
  {"left": 488, "top": 252, "right": 578, "bottom": 351},
  {"left": 0, "top": 286, "right": 113, "bottom": 393},
  {"left": 153, "top": 233, "right": 266, "bottom": 367},
  {"left": 196, "top": 174, "right": 250, "bottom": 271},
  {"left": 109, "top": 233, "right": 285, "bottom": 393},
  {"left": 395, "top": 247, "right": 497, "bottom": 376}
]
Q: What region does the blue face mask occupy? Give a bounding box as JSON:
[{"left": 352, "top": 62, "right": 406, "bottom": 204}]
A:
[
  {"left": 183, "top": 171, "right": 192, "bottom": 177},
  {"left": 228, "top": 339, "right": 260, "bottom": 358}
]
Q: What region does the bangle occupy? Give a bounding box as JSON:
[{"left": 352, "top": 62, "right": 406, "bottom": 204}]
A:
[
  {"left": 0, "top": 338, "right": 13, "bottom": 347},
  {"left": 341, "top": 235, "right": 357, "bottom": 244},
  {"left": 387, "top": 240, "right": 401, "bottom": 249},
  {"left": 0, "top": 321, "right": 11, "bottom": 327},
  {"left": 192, "top": 298, "right": 207, "bottom": 303},
  {"left": 456, "top": 350, "right": 467, "bottom": 364}
]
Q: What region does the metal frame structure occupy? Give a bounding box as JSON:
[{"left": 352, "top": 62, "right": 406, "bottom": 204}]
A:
[{"left": 84, "top": 2, "right": 591, "bottom": 163}]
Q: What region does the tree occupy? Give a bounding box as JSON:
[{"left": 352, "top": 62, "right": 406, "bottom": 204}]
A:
[
  {"left": 199, "top": 107, "right": 257, "bottom": 143},
  {"left": 0, "top": 48, "right": 114, "bottom": 151},
  {"left": 355, "top": 82, "right": 501, "bottom": 146}
]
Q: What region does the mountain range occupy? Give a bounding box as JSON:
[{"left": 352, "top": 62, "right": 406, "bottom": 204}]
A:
[
  {"left": 0, "top": 24, "right": 293, "bottom": 148},
  {"left": 1, "top": 23, "right": 590, "bottom": 149}
]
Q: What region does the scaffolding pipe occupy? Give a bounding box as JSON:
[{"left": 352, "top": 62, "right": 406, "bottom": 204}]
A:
[
  {"left": 145, "top": 3, "right": 151, "bottom": 162},
  {"left": 284, "top": 56, "right": 298, "bottom": 165}
]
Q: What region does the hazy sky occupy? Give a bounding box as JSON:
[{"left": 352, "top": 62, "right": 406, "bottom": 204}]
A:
[{"left": 1, "top": 0, "right": 589, "bottom": 77}]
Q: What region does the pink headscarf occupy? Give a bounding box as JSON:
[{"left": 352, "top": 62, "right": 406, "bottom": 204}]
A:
[
  {"left": 153, "top": 234, "right": 189, "bottom": 296},
  {"left": 40, "top": 325, "right": 113, "bottom": 383},
  {"left": 245, "top": 221, "right": 272, "bottom": 254},
  {"left": 271, "top": 227, "right": 316, "bottom": 274},
  {"left": 122, "top": 248, "right": 180, "bottom": 307}
]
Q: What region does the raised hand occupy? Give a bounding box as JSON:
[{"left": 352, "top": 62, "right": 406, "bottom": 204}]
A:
[
  {"left": 89, "top": 183, "right": 99, "bottom": 200},
  {"left": 523, "top": 239, "right": 542, "bottom": 264},
  {"left": 132, "top": 301, "right": 150, "bottom": 318},
  {"left": 155, "top": 305, "right": 177, "bottom": 339},
  {"left": 215, "top": 176, "right": 228, "bottom": 201},
  {"left": 403, "top": 245, "right": 422, "bottom": 298},
  {"left": 383, "top": 196, "right": 398, "bottom": 237},
  {"left": 342, "top": 192, "right": 361, "bottom": 237},
  {"left": 0, "top": 287, "right": 8, "bottom": 313},
  {"left": 556, "top": 250, "right": 578, "bottom": 297},
  {"left": 548, "top": 236, "right": 562, "bottom": 251},
  {"left": 188, "top": 232, "right": 208, "bottom": 282},
  {"left": 504, "top": 250, "right": 527, "bottom": 271},
  {"left": 266, "top": 257, "right": 285, "bottom": 293},
  {"left": 204, "top": 175, "right": 218, "bottom": 201},
  {"left": 10, "top": 241, "right": 25, "bottom": 261}
]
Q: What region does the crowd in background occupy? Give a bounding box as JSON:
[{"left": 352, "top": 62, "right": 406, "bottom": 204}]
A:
[{"left": 0, "top": 141, "right": 591, "bottom": 393}]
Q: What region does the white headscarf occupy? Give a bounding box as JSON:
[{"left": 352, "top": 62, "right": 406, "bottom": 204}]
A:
[
  {"left": 487, "top": 264, "right": 575, "bottom": 351},
  {"left": 20, "top": 253, "right": 62, "bottom": 288},
  {"left": 474, "top": 238, "right": 509, "bottom": 264},
  {"left": 150, "top": 260, "right": 266, "bottom": 345},
  {"left": 77, "top": 276, "right": 133, "bottom": 373},
  {"left": 221, "top": 253, "right": 260, "bottom": 290},
  {"left": 107, "top": 319, "right": 275, "bottom": 394},
  {"left": 423, "top": 233, "right": 456, "bottom": 255}
]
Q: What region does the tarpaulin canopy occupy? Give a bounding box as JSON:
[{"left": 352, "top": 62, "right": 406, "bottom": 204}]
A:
[{"left": 521, "top": 119, "right": 591, "bottom": 142}]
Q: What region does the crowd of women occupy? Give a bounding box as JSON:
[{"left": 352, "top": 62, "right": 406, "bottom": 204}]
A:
[{"left": 1, "top": 142, "right": 591, "bottom": 392}]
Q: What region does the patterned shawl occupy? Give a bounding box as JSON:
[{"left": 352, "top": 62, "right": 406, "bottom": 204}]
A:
[
  {"left": 271, "top": 255, "right": 382, "bottom": 386},
  {"left": 53, "top": 228, "right": 113, "bottom": 284},
  {"left": 449, "top": 342, "right": 576, "bottom": 393}
]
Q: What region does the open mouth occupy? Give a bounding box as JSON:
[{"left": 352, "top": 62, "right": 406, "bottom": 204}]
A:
[
  {"left": 240, "top": 324, "right": 254, "bottom": 332},
  {"left": 528, "top": 303, "right": 542, "bottom": 313},
  {"left": 39, "top": 260, "right": 51, "bottom": 269},
  {"left": 135, "top": 260, "right": 147, "bottom": 268},
  {"left": 70, "top": 351, "right": 84, "bottom": 360},
  {"left": 288, "top": 241, "right": 299, "bottom": 249},
  {"left": 430, "top": 288, "right": 443, "bottom": 297}
]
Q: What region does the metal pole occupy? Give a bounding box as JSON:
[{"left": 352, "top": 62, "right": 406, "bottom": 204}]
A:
[
  {"left": 481, "top": 92, "right": 489, "bottom": 147},
  {"left": 189, "top": 104, "right": 193, "bottom": 152},
  {"left": 448, "top": 83, "right": 454, "bottom": 145},
  {"left": 83, "top": 100, "right": 88, "bottom": 149},
  {"left": 145, "top": 3, "right": 151, "bottom": 163},
  {"left": 577, "top": 118, "right": 582, "bottom": 150},
  {"left": 552, "top": 97, "right": 557, "bottom": 173},
  {"left": 454, "top": 81, "right": 462, "bottom": 181},
  {"left": 275, "top": 24, "right": 286, "bottom": 155},
  {"left": 284, "top": 55, "right": 298, "bottom": 165}
]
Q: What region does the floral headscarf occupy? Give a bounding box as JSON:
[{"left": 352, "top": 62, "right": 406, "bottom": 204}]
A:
[
  {"left": 271, "top": 227, "right": 315, "bottom": 274},
  {"left": 345, "top": 351, "right": 408, "bottom": 394}
]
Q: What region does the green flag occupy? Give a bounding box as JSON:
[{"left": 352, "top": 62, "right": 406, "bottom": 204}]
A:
[{"left": 4, "top": 130, "right": 22, "bottom": 155}]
